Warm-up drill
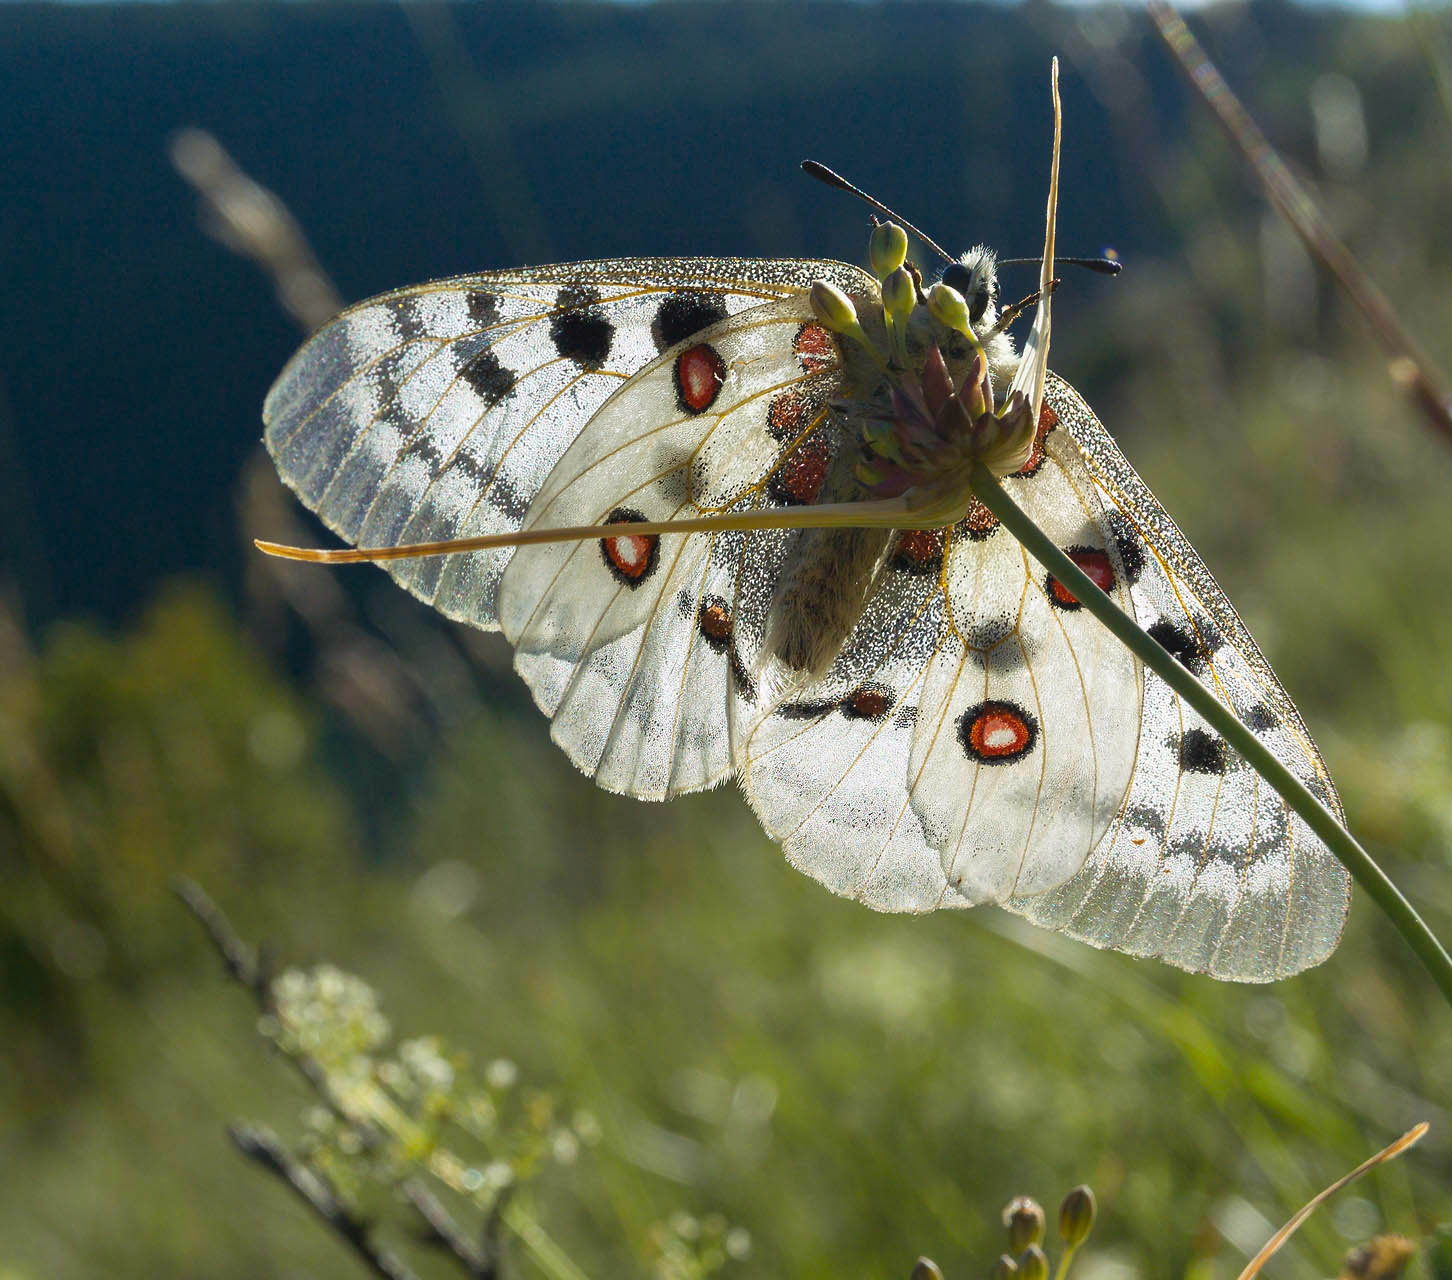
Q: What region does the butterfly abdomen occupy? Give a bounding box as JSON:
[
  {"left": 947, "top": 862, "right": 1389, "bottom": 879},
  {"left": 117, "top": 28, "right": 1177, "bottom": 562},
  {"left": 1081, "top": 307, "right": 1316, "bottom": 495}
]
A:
[{"left": 764, "top": 525, "right": 892, "bottom": 678}]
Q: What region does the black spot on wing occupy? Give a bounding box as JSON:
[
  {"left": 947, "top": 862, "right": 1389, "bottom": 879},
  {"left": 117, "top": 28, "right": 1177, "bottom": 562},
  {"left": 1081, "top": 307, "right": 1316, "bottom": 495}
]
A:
[
  {"left": 392, "top": 298, "right": 428, "bottom": 341},
  {"left": 459, "top": 347, "right": 517, "bottom": 403},
  {"left": 1148, "top": 619, "right": 1206, "bottom": 674},
  {"left": 1245, "top": 703, "right": 1278, "bottom": 732},
  {"left": 653, "top": 291, "right": 729, "bottom": 352},
  {"left": 550, "top": 284, "right": 614, "bottom": 369},
  {"left": 777, "top": 698, "right": 839, "bottom": 721},
  {"left": 1106, "top": 511, "right": 1146, "bottom": 585},
  {"left": 1178, "top": 727, "right": 1228, "bottom": 775},
  {"left": 466, "top": 291, "right": 501, "bottom": 326}
]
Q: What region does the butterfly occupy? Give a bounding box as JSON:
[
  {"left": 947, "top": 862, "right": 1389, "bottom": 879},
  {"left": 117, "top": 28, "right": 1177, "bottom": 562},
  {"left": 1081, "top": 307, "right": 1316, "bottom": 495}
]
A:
[{"left": 260, "top": 65, "right": 1348, "bottom": 981}]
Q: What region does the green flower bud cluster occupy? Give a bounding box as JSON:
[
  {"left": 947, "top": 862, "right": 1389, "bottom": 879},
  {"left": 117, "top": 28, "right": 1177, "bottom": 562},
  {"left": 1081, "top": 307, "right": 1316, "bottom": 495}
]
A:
[{"left": 902, "top": 1186, "right": 1098, "bottom": 1280}]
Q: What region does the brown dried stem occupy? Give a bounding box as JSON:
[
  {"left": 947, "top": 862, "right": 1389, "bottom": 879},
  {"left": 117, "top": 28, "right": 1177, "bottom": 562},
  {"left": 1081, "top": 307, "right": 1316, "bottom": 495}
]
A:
[{"left": 1147, "top": 1, "right": 1452, "bottom": 446}]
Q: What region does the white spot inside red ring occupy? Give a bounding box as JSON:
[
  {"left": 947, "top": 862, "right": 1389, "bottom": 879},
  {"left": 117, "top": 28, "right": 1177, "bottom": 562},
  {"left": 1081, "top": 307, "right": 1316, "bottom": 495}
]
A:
[
  {"left": 959, "top": 700, "right": 1038, "bottom": 764},
  {"left": 675, "top": 343, "right": 726, "bottom": 414},
  {"left": 1046, "top": 547, "right": 1116, "bottom": 610},
  {"left": 599, "top": 507, "right": 658, "bottom": 587},
  {"left": 793, "top": 322, "right": 837, "bottom": 373}
]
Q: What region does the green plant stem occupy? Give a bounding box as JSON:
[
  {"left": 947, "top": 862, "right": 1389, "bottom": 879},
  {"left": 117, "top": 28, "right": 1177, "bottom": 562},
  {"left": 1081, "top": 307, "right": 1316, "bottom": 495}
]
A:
[
  {"left": 969, "top": 465, "right": 1452, "bottom": 1007},
  {"left": 502, "top": 1200, "right": 591, "bottom": 1280}
]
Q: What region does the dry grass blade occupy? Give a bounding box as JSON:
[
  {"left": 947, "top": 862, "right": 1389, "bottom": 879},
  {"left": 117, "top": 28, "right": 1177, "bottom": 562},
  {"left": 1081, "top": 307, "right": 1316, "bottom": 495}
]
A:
[
  {"left": 1146, "top": 1, "right": 1452, "bottom": 446},
  {"left": 169, "top": 128, "right": 344, "bottom": 334},
  {"left": 1235, "top": 1123, "right": 1428, "bottom": 1280}
]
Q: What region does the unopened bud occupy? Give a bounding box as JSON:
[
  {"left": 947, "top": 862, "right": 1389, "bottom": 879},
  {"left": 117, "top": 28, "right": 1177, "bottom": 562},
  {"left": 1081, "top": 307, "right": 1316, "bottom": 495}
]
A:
[
  {"left": 1017, "top": 1245, "right": 1049, "bottom": 1280},
  {"left": 911, "top": 1258, "right": 944, "bottom": 1280},
  {"left": 809, "top": 281, "right": 861, "bottom": 335},
  {"left": 1058, "top": 1186, "right": 1096, "bottom": 1249},
  {"left": 870, "top": 221, "right": 909, "bottom": 278},
  {"left": 1003, "top": 1197, "right": 1046, "bottom": 1252},
  {"left": 882, "top": 267, "right": 915, "bottom": 325},
  {"left": 927, "top": 282, "right": 973, "bottom": 337},
  {"left": 990, "top": 1254, "right": 1020, "bottom": 1280}
]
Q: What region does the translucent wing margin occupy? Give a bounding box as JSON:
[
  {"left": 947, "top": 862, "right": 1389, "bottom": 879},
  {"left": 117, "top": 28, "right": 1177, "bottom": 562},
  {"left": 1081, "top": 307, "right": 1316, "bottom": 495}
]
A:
[
  {"left": 1005, "top": 374, "right": 1350, "bottom": 980},
  {"left": 263, "top": 256, "right": 872, "bottom": 631}
]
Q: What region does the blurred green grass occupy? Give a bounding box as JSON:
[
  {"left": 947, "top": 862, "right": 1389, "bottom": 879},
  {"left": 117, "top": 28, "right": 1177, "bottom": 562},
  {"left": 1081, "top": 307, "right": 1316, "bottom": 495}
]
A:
[{"left": 6, "top": 3, "right": 1452, "bottom": 1277}]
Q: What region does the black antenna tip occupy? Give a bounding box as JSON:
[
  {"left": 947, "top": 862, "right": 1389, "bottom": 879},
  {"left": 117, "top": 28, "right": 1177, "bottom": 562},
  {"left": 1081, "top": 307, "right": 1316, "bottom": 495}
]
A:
[
  {"left": 1073, "top": 255, "right": 1123, "bottom": 276},
  {"left": 801, "top": 160, "right": 851, "bottom": 192}
]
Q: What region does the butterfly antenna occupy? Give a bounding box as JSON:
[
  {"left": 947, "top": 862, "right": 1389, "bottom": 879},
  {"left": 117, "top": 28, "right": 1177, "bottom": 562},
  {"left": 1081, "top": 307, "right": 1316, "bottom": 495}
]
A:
[
  {"left": 999, "top": 254, "right": 1123, "bottom": 276},
  {"left": 800, "top": 160, "right": 956, "bottom": 265}
]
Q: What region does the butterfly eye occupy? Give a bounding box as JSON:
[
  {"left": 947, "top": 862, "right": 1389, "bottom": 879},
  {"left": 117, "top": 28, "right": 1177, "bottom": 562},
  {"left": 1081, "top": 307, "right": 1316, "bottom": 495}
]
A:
[
  {"left": 940, "top": 262, "right": 974, "bottom": 297},
  {"left": 940, "top": 261, "right": 994, "bottom": 325}
]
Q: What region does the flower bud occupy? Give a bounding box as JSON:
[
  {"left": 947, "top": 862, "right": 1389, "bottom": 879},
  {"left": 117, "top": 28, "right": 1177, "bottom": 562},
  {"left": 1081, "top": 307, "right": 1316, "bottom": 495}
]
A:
[
  {"left": 1058, "top": 1186, "right": 1096, "bottom": 1249},
  {"left": 1003, "top": 1197, "right": 1046, "bottom": 1252},
  {"left": 990, "top": 1254, "right": 1020, "bottom": 1280},
  {"left": 870, "top": 221, "right": 909, "bottom": 278},
  {"left": 1017, "top": 1244, "right": 1049, "bottom": 1280},
  {"left": 809, "top": 281, "right": 861, "bottom": 335},
  {"left": 927, "top": 282, "right": 973, "bottom": 337},
  {"left": 881, "top": 267, "right": 916, "bottom": 325}
]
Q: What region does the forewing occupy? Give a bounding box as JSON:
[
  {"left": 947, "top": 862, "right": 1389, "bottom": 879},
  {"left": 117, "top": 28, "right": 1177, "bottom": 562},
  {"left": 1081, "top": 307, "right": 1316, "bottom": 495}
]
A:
[
  {"left": 1007, "top": 375, "right": 1349, "bottom": 981},
  {"left": 263, "top": 256, "right": 870, "bottom": 630},
  {"left": 496, "top": 292, "right": 858, "bottom": 800}
]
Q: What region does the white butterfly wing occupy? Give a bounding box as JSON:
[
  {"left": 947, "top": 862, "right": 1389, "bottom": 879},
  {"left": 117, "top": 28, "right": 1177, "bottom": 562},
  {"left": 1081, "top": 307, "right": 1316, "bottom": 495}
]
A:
[
  {"left": 496, "top": 293, "right": 848, "bottom": 799},
  {"left": 738, "top": 375, "right": 1348, "bottom": 980},
  {"left": 1006, "top": 376, "right": 1349, "bottom": 980},
  {"left": 737, "top": 404, "right": 1138, "bottom": 914},
  {"left": 264, "top": 257, "right": 867, "bottom": 631}
]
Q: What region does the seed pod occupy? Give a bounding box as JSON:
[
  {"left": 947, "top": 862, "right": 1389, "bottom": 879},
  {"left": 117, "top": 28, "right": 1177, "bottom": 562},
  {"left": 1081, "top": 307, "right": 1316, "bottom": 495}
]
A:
[
  {"left": 1058, "top": 1186, "right": 1097, "bottom": 1249},
  {"left": 1003, "top": 1197, "right": 1046, "bottom": 1252},
  {"left": 991, "top": 1253, "right": 1021, "bottom": 1280},
  {"left": 1017, "top": 1244, "right": 1049, "bottom": 1280},
  {"left": 870, "top": 222, "right": 909, "bottom": 278}
]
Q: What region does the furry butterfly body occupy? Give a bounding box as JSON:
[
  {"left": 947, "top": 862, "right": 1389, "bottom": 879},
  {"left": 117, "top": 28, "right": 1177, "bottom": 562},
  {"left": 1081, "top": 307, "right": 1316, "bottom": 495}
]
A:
[{"left": 263, "top": 84, "right": 1349, "bottom": 979}]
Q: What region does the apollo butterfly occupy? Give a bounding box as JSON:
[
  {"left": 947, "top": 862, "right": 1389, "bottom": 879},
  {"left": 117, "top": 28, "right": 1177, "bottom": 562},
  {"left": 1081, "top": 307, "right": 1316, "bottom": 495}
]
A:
[{"left": 260, "top": 64, "right": 1347, "bottom": 980}]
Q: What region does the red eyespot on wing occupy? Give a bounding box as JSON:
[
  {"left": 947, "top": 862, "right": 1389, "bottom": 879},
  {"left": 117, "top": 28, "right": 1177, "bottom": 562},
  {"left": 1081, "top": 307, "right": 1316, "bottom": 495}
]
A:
[
  {"left": 769, "top": 433, "right": 830, "bottom": 505},
  {"left": 890, "top": 528, "right": 946, "bottom": 575},
  {"left": 766, "top": 391, "right": 811, "bottom": 442},
  {"left": 959, "top": 499, "right": 1000, "bottom": 541},
  {"left": 793, "top": 322, "right": 837, "bottom": 373},
  {"left": 1046, "top": 547, "right": 1116, "bottom": 610},
  {"left": 843, "top": 684, "right": 892, "bottom": 721},
  {"left": 960, "top": 700, "right": 1038, "bottom": 764},
  {"left": 599, "top": 507, "right": 659, "bottom": 586},
  {"left": 675, "top": 343, "right": 726, "bottom": 414},
  {"left": 1014, "top": 402, "right": 1059, "bottom": 478}
]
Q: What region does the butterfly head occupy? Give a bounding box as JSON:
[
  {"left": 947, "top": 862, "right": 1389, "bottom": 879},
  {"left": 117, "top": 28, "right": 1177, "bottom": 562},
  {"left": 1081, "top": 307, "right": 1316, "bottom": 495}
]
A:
[{"left": 940, "top": 247, "right": 1000, "bottom": 329}]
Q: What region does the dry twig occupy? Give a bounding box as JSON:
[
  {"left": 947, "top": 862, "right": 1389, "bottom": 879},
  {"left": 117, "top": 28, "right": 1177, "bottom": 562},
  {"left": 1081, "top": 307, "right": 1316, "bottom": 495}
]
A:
[{"left": 1148, "top": 1, "right": 1452, "bottom": 445}]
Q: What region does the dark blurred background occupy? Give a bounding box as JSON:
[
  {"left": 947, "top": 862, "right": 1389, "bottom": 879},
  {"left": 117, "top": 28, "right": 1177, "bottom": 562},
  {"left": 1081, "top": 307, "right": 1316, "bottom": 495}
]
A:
[{"left": 4, "top": 2, "right": 1452, "bottom": 1277}]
